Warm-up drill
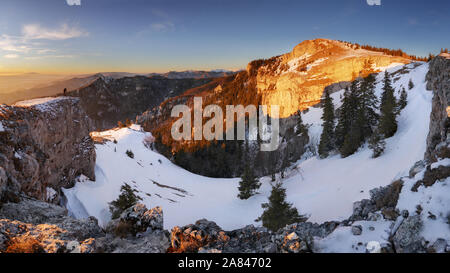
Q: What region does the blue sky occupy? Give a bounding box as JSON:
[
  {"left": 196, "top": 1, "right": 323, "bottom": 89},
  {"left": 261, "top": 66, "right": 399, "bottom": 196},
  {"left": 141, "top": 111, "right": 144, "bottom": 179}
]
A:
[{"left": 0, "top": 0, "right": 449, "bottom": 74}]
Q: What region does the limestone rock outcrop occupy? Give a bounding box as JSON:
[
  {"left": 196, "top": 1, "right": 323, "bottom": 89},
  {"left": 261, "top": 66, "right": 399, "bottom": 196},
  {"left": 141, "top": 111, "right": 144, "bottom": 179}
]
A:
[
  {"left": 254, "top": 39, "right": 411, "bottom": 117},
  {"left": 0, "top": 97, "right": 95, "bottom": 203},
  {"left": 425, "top": 54, "right": 450, "bottom": 161}
]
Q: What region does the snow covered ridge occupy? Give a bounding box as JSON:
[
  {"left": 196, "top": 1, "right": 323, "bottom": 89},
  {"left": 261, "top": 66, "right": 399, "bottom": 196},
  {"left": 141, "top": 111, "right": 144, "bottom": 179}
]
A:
[
  {"left": 65, "top": 62, "right": 437, "bottom": 232},
  {"left": 14, "top": 96, "right": 77, "bottom": 112}
]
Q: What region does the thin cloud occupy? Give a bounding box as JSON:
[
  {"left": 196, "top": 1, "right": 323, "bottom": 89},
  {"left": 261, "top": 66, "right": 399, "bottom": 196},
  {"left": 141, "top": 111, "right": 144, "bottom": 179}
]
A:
[
  {"left": 22, "top": 24, "right": 88, "bottom": 40},
  {"left": 137, "top": 22, "right": 175, "bottom": 37},
  {"left": 366, "top": 0, "right": 381, "bottom": 6},
  {"left": 66, "top": 0, "right": 81, "bottom": 6},
  {"left": 0, "top": 23, "right": 87, "bottom": 60},
  {"left": 136, "top": 9, "right": 175, "bottom": 36},
  {"left": 0, "top": 35, "right": 31, "bottom": 53},
  {"left": 3, "top": 54, "right": 19, "bottom": 59},
  {"left": 25, "top": 54, "right": 76, "bottom": 60},
  {"left": 151, "top": 22, "right": 175, "bottom": 32}
]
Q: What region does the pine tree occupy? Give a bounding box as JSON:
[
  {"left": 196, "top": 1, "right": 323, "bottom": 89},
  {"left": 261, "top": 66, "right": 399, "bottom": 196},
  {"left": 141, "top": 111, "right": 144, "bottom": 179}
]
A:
[
  {"left": 318, "top": 90, "right": 335, "bottom": 158},
  {"left": 109, "top": 183, "right": 143, "bottom": 219},
  {"left": 237, "top": 163, "right": 261, "bottom": 200},
  {"left": 408, "top": 79, "right": 414, "bottom": 90},
  {"left": 358, "top": 73, "right": 379, "bottom": 138},
  {"left": 256, "top": 183, "right": 307, "bottom": 232},
  {"left": 368, "top": 128, "right": 386, "bottom": 158},
  {"left": 336, "top": 81, "right": 362, "bottom": 157},
  {"left": 379, "top": 72, "right": 398, "bottom": 138},
  {"left": 397, "top": 87, "right": 408, "bottom": 113},
  {"left": 335, "top": 85, "right": 356, "bottom": 149},
  {"left": 295, "top": 110, "right": 307, "bottom": 136},
  {"left": 340, "top": 120, "right": 363, "bottom": 158}
]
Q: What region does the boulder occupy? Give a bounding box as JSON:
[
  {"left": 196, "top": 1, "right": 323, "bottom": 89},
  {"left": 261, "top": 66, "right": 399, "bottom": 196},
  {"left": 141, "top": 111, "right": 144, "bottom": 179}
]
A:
[
  {"left": 351, "top": 225, "right": 363, "bottom": 236},
  {"left": 393, "top": 215, "right": 426, "bottom": 253}
]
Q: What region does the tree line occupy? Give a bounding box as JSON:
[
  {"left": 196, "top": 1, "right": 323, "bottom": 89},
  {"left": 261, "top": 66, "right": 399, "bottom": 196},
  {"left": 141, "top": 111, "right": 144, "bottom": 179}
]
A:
[
  {"left": 339, "top": 40, "right": 430, "bottom": 62},
  {"left": 319, "top": 70, "right": 408, "bottom": 159}
]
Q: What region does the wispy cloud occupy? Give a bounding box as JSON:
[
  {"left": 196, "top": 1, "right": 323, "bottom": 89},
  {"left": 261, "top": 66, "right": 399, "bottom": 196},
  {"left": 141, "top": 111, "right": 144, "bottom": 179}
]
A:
[
  {"left": 66, "top": 0, "right": 81, "bottom": 6},
  {"left": 25, "top": 54, "right": 75, "bottom": 60},
  {"left": 137, "top": 8, "right": 175, "bottom": 36},
  {"left": 3, "top": 54, "right": 19, "bottom": 59},
  {"left": 22, "top": 23, "right": 88, "bottom": 40},
  {"left": 366, "top": 0, "right": 381, "bottom": 6},
  {"left": 137, "top": 22, "right": 175, "bottom": 37},
  {"left": 0, "top": 35, "right": 31, "bottom": 52},
  {"left": 150, "top": 22, "right": 175, "bottom": 32},
  {"left": 0, "top": 23, "right": 88, "bottom": 60}
]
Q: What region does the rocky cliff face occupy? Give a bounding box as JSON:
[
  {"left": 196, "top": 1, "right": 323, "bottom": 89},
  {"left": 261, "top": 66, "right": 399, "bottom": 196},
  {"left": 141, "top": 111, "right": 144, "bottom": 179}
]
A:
[
  {"left": 68, "top": 76, "right": 211, "bottom": 130},
  {"left": 425, "top": 54, "right": 450, "bottom": 161},
  {"left": 254, "top": 39, "right": 411, "bottom": 118},
  {"left": 0, "top": 97, "right": 95, "bottom": 203}
]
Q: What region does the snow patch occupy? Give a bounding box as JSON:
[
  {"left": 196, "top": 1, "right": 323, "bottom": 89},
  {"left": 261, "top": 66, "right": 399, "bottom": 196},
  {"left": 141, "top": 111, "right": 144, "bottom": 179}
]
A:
[
  {"left": 314, "top": 220, "right": 392, "bottom": 253},
  {"left": 397, "top": 158, "right": 450, "bottom": 243},
  {"left": 46, "top": 187, "right": 58, "bottom": 202},
  {"left": 14, "top": 97, "right": 72, "bottom": 113}
]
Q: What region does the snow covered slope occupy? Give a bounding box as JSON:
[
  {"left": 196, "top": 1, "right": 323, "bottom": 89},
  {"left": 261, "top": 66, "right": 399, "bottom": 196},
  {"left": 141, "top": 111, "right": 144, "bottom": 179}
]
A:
[
  {"left": 63, "top": 125, "right": 266, "bottom": 230},
  {"left": 64, "top": 62, "right": 433, "bottom": 231},
  {"left": 286, "top": 63, "right": 432, "bottom": 223}
]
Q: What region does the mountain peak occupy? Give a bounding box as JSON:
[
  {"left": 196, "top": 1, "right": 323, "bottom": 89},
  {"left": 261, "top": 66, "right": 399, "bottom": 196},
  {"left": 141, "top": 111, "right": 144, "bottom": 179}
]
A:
[{"left": 250, "top": 38, "right": 412, "bottom": 117}]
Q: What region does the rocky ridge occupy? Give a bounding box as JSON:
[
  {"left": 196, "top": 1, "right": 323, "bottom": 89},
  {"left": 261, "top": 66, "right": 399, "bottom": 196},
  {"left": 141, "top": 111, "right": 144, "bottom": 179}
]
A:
[
  {"left": 0, "top": 97, "right": 95, "bottom": 203},
  {"left": 67, "top": 76, "right": 212, "bottom": 130},
  {"left": 254, "top": 39, "right": 411, "bottom": 118}
]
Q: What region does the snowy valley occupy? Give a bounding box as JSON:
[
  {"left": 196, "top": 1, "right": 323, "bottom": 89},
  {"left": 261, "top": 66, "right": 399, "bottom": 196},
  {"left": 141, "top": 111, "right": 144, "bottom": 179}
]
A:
[{"left": 59, "top": 60, "right": 450, "bottom": 253}]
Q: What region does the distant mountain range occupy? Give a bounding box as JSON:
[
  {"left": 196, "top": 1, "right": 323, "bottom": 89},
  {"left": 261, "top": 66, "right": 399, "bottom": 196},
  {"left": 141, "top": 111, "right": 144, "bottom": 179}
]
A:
[{"left": 0, "top": 70, "right": 236, "bottom": 105}]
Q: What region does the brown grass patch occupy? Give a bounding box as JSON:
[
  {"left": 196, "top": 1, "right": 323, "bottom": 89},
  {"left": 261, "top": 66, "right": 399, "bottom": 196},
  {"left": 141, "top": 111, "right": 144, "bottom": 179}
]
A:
[{"left": 5, "top": 236, "right": 44, "bottom": 253}]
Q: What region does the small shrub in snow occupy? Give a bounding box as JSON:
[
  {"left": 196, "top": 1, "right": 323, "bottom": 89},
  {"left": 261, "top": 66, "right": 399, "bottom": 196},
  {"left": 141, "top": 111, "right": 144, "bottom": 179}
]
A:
[
  {"left": 416, "top": 205, "right": 423, "bottom": 215},
  {"left": 256, "top": 183, "right": 307, "bottom": 232},
  {"left": 109, "top": 183, "right": 142, "bottom": 219},
  {"left": 126, "top": 150, "right": 134, "bottom": 159},
  {"left": 408, "top": 79, "right": 414, "bottom": 90},
  {"left": 397, "top": 88, "right": 408, "bottom": 112},
  {"left": 412, "top": 165, "right": 450, "bottom": 192},
  {"left": 375, "top": 180, "right": 403, "bottom": 210},
  {"left": 237, "top": 164, "right": 261, "bottom": 200}
]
